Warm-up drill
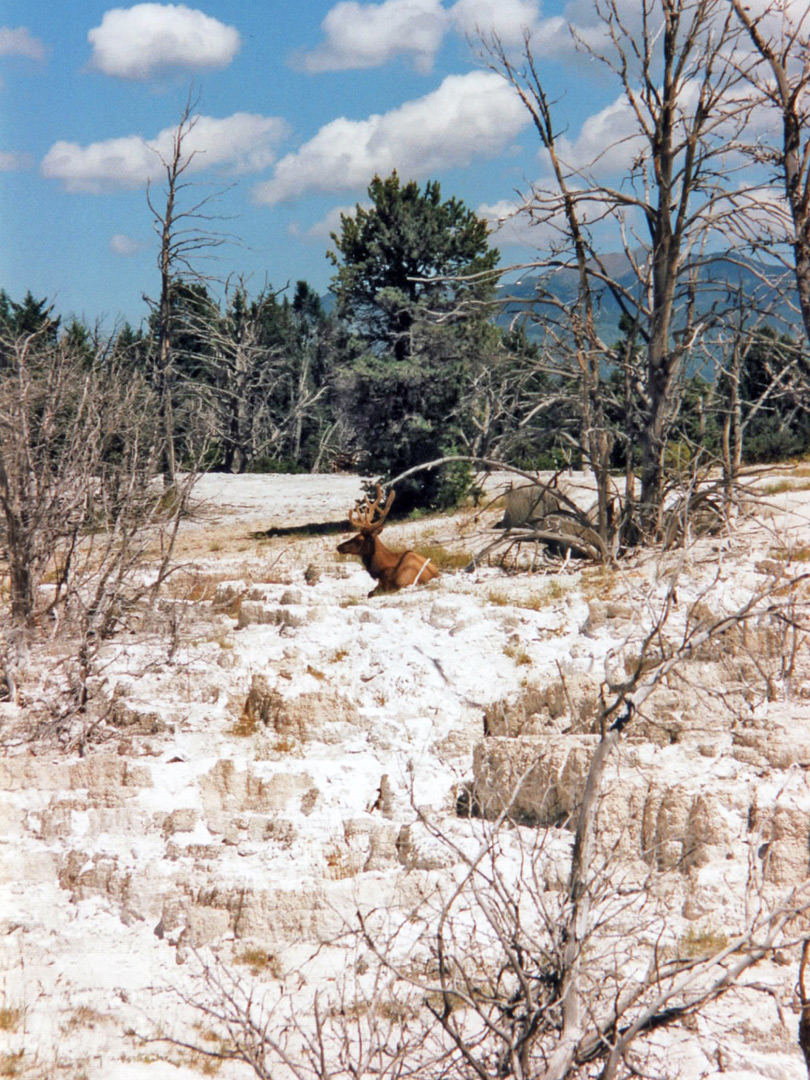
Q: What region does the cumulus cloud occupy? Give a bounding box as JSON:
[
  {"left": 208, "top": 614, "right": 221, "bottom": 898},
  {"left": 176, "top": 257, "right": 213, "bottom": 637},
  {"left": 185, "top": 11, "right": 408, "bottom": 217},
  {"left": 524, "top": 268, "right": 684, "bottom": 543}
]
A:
[
  {"left": 553, "top": 94, "right": 646, "bottom": 175},
  {"left": 254, "top": 70, "right": 530, "bottom": 206},
  {"left": 711, "top": 185, "right": 793, "bottom": 248},
  {"left": 297, "top": 0, "right": 810, "bottom": 83},
  {"left": 110, "top": 233, "right": 147, "bottom": 256},
  {"left": 550, "top": 78, "right": 768, "bottom": 182},
  {"left": 87, "top": 4, "right": 240, "bottom": 79},
  {"left": 0, "top": 26, "right": 46, "bottom": 60},
  {"left": 295, "top": 0, "right": 447, "bottom": 74},
  {"left": 524, "top": 0, "right": 810, "bottom": 73},
  {"left": 42, "top": 112, "right": 289, "bottom": 194},
  {"left": 477, "top": 192, "right": 585, "bottom": 254},
  {"left": 476, "top": 198, "right": 538, "bottom": 247},
  {"left": 450, "top": 0, "right": 539, "bottom": 44},
  {"left": 0, "top": 150, "right": 34, "bottom": 171},
  {"left": 294, "top": 0, "right": 542, "bottom": 73}
]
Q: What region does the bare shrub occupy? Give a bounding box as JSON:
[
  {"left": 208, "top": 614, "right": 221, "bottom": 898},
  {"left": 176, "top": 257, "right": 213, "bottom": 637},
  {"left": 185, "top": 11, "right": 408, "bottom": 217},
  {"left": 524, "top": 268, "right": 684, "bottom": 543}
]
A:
[{"left": 0, "top": 323, "right": 196, "bottom": 742}]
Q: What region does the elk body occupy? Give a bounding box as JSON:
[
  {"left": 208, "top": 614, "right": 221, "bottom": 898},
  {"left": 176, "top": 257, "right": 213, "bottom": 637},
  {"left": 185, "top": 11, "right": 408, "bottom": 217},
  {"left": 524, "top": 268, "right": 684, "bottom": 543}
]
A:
[
  {"left": 337, "top": 485, "right": 439, "bottom": 596},
  {"left": 496, "top": 483, "right": 564, "bottom": 530}
]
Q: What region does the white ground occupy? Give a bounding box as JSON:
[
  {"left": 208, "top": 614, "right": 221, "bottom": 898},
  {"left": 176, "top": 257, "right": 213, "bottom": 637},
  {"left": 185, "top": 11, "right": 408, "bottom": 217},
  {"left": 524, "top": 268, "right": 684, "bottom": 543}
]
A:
[{"left": 2, "top": 467, "right": 810, "bottom": 1079}]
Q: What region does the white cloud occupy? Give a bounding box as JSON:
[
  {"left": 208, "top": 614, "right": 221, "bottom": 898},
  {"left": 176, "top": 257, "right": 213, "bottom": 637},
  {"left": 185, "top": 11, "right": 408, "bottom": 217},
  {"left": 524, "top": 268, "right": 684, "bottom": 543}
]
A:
[
  {"left": 524, "top": 0, "right": 810, "bottom": 75},
  {"left": 110, "top": 233, "right": 147, "bottom": 256},
  {"left": 0, "top": 26, "right": 46, "bottom": 60},
  {"left": 476, "top": 198, "right": 538, "bottom": 247},
  {"left": 450, "top": 0, "right": 539, "bottom": 44},
  {"left": 712, "top": 185, "right": 793, "bottom": 248},
  {"left": 551, "top": 79, "right": 768, "bottom": 181},
  {"left": 289, "top": 204, "right": 372, "bottom": 244},
  {"left": 477, "top": 191, "right": 584, "bottom": 253},
  {"left": 42, "top": 112, "right": 289, "bottom": 194},
  {"left": 554, "top": 94, "right": 646, "bottom": 174},
  {"left": 0, "top": 150, "right": 34, "bottom": 171},
  {"left": 87, "top": 4, "right": 240, "bottom": 80},
  {"left": 254, "top": 70, "right": 530, "bottom": 206},
  {"left": 295, "top": 0, "right": 447, "bottom": 74},
  {"left": 294, "top": 0, "right": 542, "bottom": 73}
]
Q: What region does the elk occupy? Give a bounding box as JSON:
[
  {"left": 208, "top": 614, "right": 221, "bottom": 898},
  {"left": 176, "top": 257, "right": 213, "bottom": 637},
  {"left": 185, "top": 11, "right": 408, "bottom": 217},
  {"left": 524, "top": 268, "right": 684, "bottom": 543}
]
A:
[{"left": 337, "top": 485, "right": 439, "bottom": 596}]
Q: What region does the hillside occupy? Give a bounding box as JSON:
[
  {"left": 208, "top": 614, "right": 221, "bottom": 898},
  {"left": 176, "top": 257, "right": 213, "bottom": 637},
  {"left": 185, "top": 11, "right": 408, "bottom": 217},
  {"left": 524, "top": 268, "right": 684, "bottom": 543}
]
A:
[
  {"left": 2, "top": 467, "right": 810, "bottom": 1079},
  {"left": 498, "top": 254, "right": 801, "bottom": 346}
]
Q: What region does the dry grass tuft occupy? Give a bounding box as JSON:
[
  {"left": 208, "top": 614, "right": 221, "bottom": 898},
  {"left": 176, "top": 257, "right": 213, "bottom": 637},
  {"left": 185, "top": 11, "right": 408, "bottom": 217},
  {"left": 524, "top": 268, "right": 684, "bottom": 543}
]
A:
[
  {"left": 60, "top": 1006, "right": 109, "bottom": 1033},
  {"left": 580, "top": 567, "right": 614, "bottom": 601},
  {"left": 234, "top": 948, "right": 282, "bottom": 978},
  {"left": 0, "top": 1050, "right": 24, "bottom": 1077},
  {"left": 487, "top": 586, "right": 561, "bottom": 611},
  {"left": 0, "top": 1009, "right": 22, "bottom": 1034},
  {"left": 324, "top": 844, "right": 360, "bottom": 879},
  {"left": 761, "top": 477, "right": 810, "bottom": 496},
  {"left": 227, "top": 710, "right": 260, "bottom": 738},
  {"left": 503, "top": 643, "right": 532, "bottom": 666},
  {"left": 678, "top": 925, "right": 729, "bottom": 958},
  {"left": 417, "top": 543, "right": 472, "bottom": 571},
  {"left": 770, "top": 544, "right": 810, "bottom": 563}
]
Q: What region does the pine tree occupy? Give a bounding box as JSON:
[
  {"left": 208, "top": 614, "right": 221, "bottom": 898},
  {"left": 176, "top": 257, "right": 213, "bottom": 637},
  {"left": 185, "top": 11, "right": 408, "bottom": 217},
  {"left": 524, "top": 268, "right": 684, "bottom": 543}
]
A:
[{"left": 329, "top": 172, "right": 500, "bottom": 510}]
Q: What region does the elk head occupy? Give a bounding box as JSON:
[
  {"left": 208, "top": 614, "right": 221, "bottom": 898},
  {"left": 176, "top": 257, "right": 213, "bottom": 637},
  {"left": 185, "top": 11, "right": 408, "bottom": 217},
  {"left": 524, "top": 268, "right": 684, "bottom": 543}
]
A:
[
  {"left": 337, "top": 484, "right": 394, "bottom": 561},
  {"left": 337, "top": 485, "right": 439, "bottom": 596}
]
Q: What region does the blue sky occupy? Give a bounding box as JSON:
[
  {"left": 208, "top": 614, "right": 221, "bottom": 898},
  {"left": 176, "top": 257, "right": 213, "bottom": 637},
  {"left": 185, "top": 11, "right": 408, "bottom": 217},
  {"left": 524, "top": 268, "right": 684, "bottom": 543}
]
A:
[
  {"left": 0, "top": 0, "right": 744, "bottom": 329},
  {"left": 1, "top": 0, "right": 621, "bottom": 328}
]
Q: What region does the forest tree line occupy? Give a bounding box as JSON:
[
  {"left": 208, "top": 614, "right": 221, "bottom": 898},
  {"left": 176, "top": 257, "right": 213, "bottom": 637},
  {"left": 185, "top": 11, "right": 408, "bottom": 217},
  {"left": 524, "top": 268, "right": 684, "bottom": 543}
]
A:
[{"left": 2, "top": 167, "right": 808, "bottom": 516}]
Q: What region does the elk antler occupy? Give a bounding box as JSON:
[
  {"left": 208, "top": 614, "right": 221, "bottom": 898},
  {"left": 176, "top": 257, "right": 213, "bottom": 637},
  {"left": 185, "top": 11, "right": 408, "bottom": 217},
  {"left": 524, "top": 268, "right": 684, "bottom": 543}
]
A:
[{"left": 348, "top": 484, "right": 395, "bottom": 532}]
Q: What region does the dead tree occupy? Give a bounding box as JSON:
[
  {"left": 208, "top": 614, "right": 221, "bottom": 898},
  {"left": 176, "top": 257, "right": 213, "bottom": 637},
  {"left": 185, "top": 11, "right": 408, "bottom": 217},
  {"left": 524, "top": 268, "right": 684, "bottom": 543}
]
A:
[
  {"left": 0, "top": 321, "right": 193, "bottom": 719},
  {"left": 146, "top": 93, "right": 230, "bottom": 484},
  {"left": 178, "top": 281, "right": 330, "bottom": 473},
  {"left": 730, "top": 0, "right": 810, "bottom": 349},
  {"left": 484, "top": 1, "right": 759, "bottom": 537}
]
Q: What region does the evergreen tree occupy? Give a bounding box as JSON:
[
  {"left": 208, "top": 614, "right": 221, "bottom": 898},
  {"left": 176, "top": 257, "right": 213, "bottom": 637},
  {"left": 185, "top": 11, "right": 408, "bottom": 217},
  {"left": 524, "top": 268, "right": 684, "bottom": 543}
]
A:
[
  {"left": 0, "top": 290, "right": 60, "bottom": 351},
  {"left": 328, "top": 172, "right": 500, "bottom": 510},
  {"left": 739, "top": 328, "right": 810, "bottom": 462}
]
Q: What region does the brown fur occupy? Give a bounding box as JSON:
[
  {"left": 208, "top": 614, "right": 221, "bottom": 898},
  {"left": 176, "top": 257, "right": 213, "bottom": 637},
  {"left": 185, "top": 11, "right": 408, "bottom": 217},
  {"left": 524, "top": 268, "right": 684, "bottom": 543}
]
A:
[{"left": 337, "top": 485, "right": 439, "bottom": 596}]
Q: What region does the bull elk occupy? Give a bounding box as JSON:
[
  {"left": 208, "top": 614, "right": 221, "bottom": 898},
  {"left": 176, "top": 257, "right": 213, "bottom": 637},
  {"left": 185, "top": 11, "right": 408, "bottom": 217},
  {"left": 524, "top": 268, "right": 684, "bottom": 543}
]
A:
[{"left": 337, "top": 485, "right": 439, "bottom": 596}]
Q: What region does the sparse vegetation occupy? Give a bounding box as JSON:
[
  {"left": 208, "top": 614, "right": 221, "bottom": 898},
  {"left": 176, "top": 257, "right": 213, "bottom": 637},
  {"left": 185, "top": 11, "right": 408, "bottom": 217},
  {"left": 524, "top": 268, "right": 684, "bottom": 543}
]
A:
[
  {"left": 0, "top": 1050, "right": 24, "bottom": 1078},
  {"left": 4, "top": 466, "right": 808, "bottom": 1078},
  {"left": 770, "top": 544, "right": 810, "bottom": 563},
  {"left": 415, "top": 543, "right": 472, "bottom": 571},
  {"left": 324, "top": 844, "right": 357, "bottom": 879},
  {"left": 679, "top": 926, "right": 730, "bottom": 959},
  {"left": 503, "top": 642, "right": 532, "bottom": 665},
  {"left": 271, "top": 736, "right": 298, "bottom": 755},
  {"left": 0, "top": 1009, "right": 22, "bottom": 1033},
  {"left": 487, "top": 585, "right": 558, "bottom": 610},
  {"left": 9, "top": 0, "right": 810, "bottom": 1072},
  {"left": 60, "top": 1005, "right": 109, "bottom": 1033},
  {"left": 234, "top": 948, "right": 282, "bottom": 978},
  {"left": 227, "top": 714, "right": 259, "bottom": 738},
  {"left": 762, "top": 478, "right": 810, "bottom": 495}
]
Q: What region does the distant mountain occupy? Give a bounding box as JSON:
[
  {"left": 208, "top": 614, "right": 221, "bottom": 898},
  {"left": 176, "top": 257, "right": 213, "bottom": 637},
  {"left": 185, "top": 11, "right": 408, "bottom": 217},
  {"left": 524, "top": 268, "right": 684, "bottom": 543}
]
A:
[{"left": 495, "top": 254, "right": 802, "bottom": 344}]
